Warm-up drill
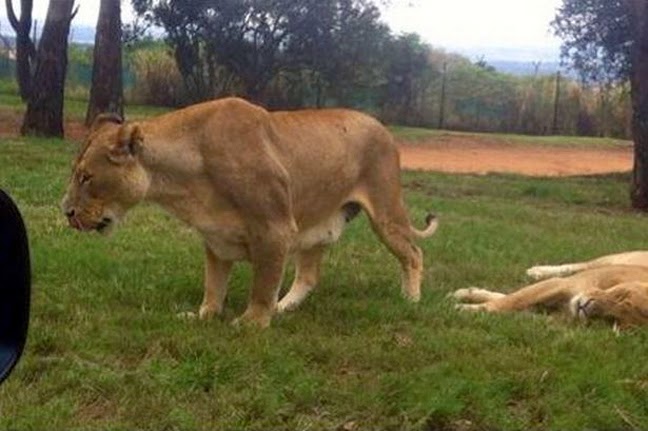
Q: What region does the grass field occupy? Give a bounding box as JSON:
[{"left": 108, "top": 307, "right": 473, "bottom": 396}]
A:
[
  {"left": 0, "top": 91, "right": 171, "bottom": 121},
  {"left": 0, "top": 133, "right": 646, "bottom": 431},
  {"left": 391, "top": 126, "right": 631, "bottom": 148}
]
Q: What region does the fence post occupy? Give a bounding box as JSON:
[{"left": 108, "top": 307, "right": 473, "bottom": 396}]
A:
[
  {"left": 552, "top": 71, "right": 561, "bottom": 135},
  {"left": 438, "top": 62, "right": 447, "bottom": 129}
]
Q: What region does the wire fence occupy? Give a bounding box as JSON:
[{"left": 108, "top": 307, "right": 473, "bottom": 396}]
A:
[{"left": 0, "top": 57, "right": 135, "bottom": 91}]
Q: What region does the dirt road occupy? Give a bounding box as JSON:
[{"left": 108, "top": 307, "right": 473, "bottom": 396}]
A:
[{"left": 398, "top": 135, "right": 633, "bottom": 176}]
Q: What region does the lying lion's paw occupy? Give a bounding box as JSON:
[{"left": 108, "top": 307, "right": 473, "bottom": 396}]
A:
[
  {"left": 450, "top": 288, "right": 477, "bottom": 301},
  {"left": 455, "top": 303, "right": 486, "bottom": 312},
  {"left": 176, "top": 311, "right": 198, "bottom": 320},
  {"left": 569, "top": 294, "right": 595, "bottom": 321},
  {"left": 526, "top": 266, "right": 552, "bottom": 280}
]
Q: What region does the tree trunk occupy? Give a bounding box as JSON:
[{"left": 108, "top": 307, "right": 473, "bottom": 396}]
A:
[
  {"left": 21, "top": 0, "right": 77, "bottom": 137},
  {"left": 5, "top": 0, "right": 36, "bottom": 101},
  {"left": 85, "top": 0, "right": 123, "bottom": 126},
  {"left": 628, "top": 1, "right": 648, "bottom": 209}
]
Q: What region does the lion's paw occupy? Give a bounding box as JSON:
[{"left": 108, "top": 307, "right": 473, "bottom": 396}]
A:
[
  {"left": 277, "top": 290, "right": 308, "bottom": 314},
  {"left": 199, "top": 304, "right": 218, "bottom": 320},
  {"left": 526, "top": 265, "right": 553, "bottom": 280},
  {"left": 455, "top": 303, "right": 487, "bottom": 312},
  {"left": 176, "top": 311, "right": 198, "bottom": 320},
  {"left": 232, "top": 308, "right": 273, "bottom": 329},
  {"left": 450, "top": 288, "right": 478, "bottom": 301},
  {"left": 569, "top": 294, "right": 595, "bottom": 321}
]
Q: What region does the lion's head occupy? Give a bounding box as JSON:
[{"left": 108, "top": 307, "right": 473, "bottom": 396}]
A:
[
  {"left": 61, "top": 114, "right": 150, "bottom": 235},
  {"left": 571, "top": 282, "right": 648, "bottom": 329}
]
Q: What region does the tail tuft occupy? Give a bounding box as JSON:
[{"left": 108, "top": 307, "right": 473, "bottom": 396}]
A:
[{"left": 411, "top": 212, "right": 439, "bottom": 239}]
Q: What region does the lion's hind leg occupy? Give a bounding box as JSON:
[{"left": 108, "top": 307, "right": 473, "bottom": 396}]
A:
[
  {"left": 277, "top": 246, "right": 325, "bottom": 313},
  {"left": 526, "top": 263, "right": 588, "bottom": 280},
  {"left": 358, "top": 176, "right": 427, "bottom": 302},
  {"left": 525, "top": 252, "right": 648, "bottom": 280},
  {"left": 364, "top": 203, "right": 424, "bottom": 302}
]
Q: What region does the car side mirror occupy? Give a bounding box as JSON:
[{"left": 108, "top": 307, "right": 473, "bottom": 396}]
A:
[{"left": 0, "top": 189, "right": 31, "bottom": 384}]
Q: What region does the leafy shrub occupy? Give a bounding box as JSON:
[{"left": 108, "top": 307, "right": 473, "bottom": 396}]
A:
[{"left": 128, "top": 47, "right": 187, "bottom": 107}]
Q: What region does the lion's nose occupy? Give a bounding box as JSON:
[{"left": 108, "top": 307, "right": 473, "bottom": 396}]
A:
[{"left": 65, "top": 208, "right": 75, "bottom": 218}]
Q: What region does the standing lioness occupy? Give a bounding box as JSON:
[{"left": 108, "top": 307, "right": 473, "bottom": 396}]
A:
[{"left": 61, "top": 98, "right": 437, "bottom": 327}]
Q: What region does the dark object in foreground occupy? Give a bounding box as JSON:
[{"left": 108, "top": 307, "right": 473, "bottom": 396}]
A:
[{"left": 0, "top": 189, "right": 31, "bottom": 384}]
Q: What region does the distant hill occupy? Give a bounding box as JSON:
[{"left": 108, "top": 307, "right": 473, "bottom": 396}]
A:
[
  {"left": 489, "top": 60, "right": 564, "bottom": 76},
  {"left": 0, "top": 19, "right": 95, "bottom": 45},
  {"left": 68, "top": 25, "right": 96, "bottom": 45},
  {"left": 1, "top": 22, "right": 571, "bottom": 77},
  {"left": 451, "top": 45, "right": 571, "bottom": 76}
]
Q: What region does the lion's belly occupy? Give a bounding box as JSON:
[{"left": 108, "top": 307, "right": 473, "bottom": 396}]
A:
[
  {"left": 202, "top": 204, "right": 358, "bottom": 261},
  {"left": 204, "top": 211, "right": 349, "bottom": 261},
  {"left": 206, "top": 237, "right": 248, "bottom": 261},
  {"left": 295, "top": 211, "right": 347, "bottom": 251},
  {"left": 202, "top": 215, "right": 250, "bottom": 261}
]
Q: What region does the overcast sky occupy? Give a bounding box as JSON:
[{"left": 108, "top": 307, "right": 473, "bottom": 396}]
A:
[
  {"left": 383, "top": 0, "right": 562, "bottom": 50},
  {"left": 4, "top": 0, "right": 563, "bottom": 53}
]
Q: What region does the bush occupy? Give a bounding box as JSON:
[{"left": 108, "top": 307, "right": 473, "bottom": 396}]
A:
[{"left": 127, "top": 47, "right": 187, "bottom": 107}]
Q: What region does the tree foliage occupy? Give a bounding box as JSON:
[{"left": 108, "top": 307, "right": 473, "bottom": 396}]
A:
[
  {"left": 125, "top": 0, "right": 633, "bottom": 139},
  {"left": 132, "top": 0, "right": 389, "bottom": 106},
  {"left": 379, "top": 33, "right": 437, "bottom": 125},
  {"left": 552, "top": 0, "right": 632, "bottom": 82},
  {"left": 554, "top": 0, "right": 648, "bottom": 210}
]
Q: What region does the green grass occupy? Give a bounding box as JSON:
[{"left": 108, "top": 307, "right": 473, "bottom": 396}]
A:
[
  {"left": 0, "top": 136, "right": 646, "bottom": 430},
  {"left": 391, "top": 126, "right": 631, "bottom": 148},
  {"left": 389, "top": 126, "right": 447, "bottom": 141},
  {"left": 0, "top": 90, "right": 170, "bottom": 122}
]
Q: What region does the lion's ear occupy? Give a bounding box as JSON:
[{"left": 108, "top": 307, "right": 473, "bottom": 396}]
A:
[
  {"left": 90, "top": 112, "right": 123, "bottom": 133},
  {"left": 108, "top": 124, "right": 144, "bottom": 165}
]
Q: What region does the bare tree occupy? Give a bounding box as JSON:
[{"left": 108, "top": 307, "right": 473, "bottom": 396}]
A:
[
  {"left": 21, "top": 0, "right": 78, "bottom": 137},
  {"left": 626, "top": 0, "right": 648, "bottom": 209},
  {"left": 85, "top": 0, "right": 123, "bottom": 126},
  {"left": 5, "top": 0, "right": 36, "bottom": 101}
]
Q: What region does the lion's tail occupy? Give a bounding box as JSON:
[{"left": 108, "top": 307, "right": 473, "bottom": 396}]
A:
[{"left": 410, "top": 213, "right": 438, "bottom": 239}]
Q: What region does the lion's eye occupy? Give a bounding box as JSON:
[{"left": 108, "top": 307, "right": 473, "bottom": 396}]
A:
[{"left": 79, "top": 173, "right": 93, "bottom": 185}]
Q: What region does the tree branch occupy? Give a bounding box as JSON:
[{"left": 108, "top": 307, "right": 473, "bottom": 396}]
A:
[
  {"left": 70, "top": 3, "right": 79, "bottom": 22},
  {"left": 5, "top": 0, "right": 20, "bottom": 31}
]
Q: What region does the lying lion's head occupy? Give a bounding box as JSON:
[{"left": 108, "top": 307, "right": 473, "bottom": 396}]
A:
[
  {"left": 61, "top": 114, "right": 150, "bottom": 235},
  {"left": 571, "top": 282, "right": 648, "bottom": 329}
]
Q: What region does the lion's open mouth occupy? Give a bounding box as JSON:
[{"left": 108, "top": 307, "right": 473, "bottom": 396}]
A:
[{"left": 95, "top": 217, "right": 113, "bottom": 233}]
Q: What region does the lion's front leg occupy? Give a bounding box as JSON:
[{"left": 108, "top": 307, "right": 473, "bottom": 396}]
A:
[
  {"left": 236, "top": 256, "right": 286, "bottom": 328},
  {"left": 199, "top": 244, "right": 233, "bottom": 320},
  {"left": 236, "top": 225, "right": 294, "bottom": 328},
  {"left": 479, "top": 278, "right": 575, "bottom": 312}
]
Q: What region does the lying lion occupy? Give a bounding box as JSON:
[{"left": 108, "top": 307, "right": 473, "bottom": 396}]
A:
[
  {"left": 61, "top": 97, "right": 437, "bottom": 327},
  {"left": 452, "top": 252, "right": 648, "bottom": 329}
]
